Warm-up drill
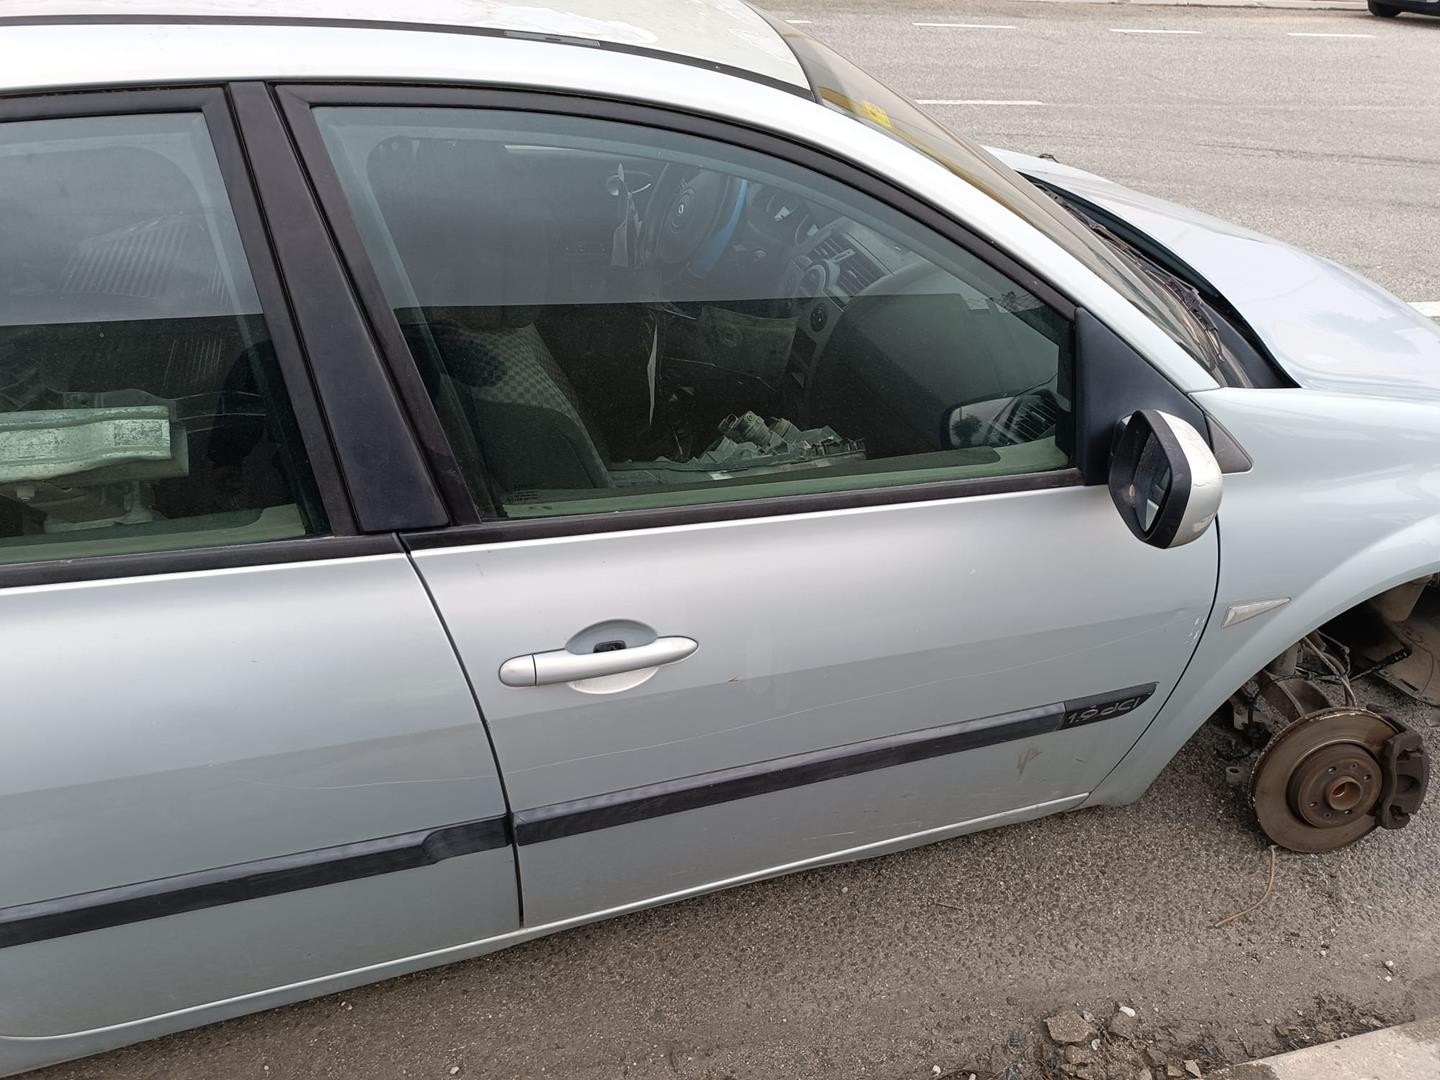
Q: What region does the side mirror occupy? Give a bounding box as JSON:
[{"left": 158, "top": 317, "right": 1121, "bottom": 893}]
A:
[{"left": 1108, "top": 410, "right": 1222, "bottom": 548}]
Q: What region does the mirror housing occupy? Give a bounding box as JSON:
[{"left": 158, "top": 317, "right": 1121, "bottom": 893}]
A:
[{"left": 1108, "top": 410, "right": 1222, "bottom": 548}]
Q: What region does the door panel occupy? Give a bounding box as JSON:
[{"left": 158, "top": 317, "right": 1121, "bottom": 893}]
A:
[
  {"left": 291, "top": 91, "right": 1217, "bottom": 927},
  {"left": 0, "top": 558, "right": 518, "bottom": 1042},
  {"left": 0, "top": 554, "right": 517, "bottom": 1036},
  {"left": 413, "top": 485, "right": 1215, "bottom": 924},
  {"left": 4, "top": 851, "right": 512, "bottom": 1037},
  {"left": 0, "top": 94, "right": 516, "bottom": 1043}
]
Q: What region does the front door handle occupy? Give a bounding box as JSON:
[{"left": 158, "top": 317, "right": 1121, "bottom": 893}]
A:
[{"left": 498, "top": 636, "right": 698, "bottom": 687}]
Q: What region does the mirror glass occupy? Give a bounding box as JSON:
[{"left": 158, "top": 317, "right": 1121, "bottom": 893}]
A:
[{"left": 1132, "top": 433, "right": 1173, "bottom": 532}]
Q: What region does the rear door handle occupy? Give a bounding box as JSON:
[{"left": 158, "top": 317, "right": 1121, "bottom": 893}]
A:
[{"left": 498, "top": 636, "right": 698, "bottom": 687}]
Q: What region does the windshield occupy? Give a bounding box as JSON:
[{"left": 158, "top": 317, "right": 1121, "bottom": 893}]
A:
[{"left": 768, "top": 21, "right": 1222, "bottom": 380}]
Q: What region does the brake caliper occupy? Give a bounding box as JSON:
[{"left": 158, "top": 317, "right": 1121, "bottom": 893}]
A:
[{"left": 1376, "top": 722, "right": 1430, "bottom": 830}]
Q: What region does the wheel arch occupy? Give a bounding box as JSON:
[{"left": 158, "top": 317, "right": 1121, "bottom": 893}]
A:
[{"left": 1085, "top": 514, "right": 1440, "bottom": 807}]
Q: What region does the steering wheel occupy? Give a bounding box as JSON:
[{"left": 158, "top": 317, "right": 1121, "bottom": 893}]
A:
[{"left": 636, "top": 164, "right": 734, "bottom": 272}]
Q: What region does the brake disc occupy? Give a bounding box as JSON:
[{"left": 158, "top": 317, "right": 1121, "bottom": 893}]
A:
[{"left": 1250, "top": 707, "right": 1414, "bottom": 853}]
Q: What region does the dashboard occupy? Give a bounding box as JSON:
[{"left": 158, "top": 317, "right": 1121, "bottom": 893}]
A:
[
  {"left": 711, "top": 181, "right": 1065, "bottom": 454},
  {"left": 731, "top": 184, "right": 932, "bottom": 415},
  {"left": 740, "top": 185, "right": 920, "bottom": 304}
]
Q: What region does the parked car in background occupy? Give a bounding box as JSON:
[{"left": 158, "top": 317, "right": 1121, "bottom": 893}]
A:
[
  {"left": 1368, "top": 0, "right": 1440, "bottom": 19},
  {"left": 2, "top": 1, "right": 1438, "bottom": 1073}
]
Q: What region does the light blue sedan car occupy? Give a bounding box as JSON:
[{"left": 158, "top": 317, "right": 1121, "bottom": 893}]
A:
[{"left": 0, "top": 0, "right": 1436, "bottom": 1073}]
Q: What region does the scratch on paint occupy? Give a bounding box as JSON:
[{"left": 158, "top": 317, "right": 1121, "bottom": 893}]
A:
[{"left": 1017, "top": 746, "right": 1041, "bottom": 776}]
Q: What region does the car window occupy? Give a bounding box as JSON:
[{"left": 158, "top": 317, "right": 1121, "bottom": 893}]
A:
[
  {"left": 0, "top": 112, "right": 324, "bottom": 563},
  {"left": 770, "top": 24, "right": 1224, "bottom": 381},
  {"left": 313, "top": 107, "right": 1073, "bottom": 519}
]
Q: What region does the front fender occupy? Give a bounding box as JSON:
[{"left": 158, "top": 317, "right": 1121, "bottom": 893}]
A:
[{"left": 1087, "top": 387, "right": 1440, "bottom": 806}]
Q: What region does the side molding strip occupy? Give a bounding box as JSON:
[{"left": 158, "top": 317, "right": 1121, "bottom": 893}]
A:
[
  {"left": 514, "top": 684, "right": 1157, "bottom": 844},
  {"left": 0, "top": 817, "right": 510, "bottom": 949},
  {"left": 1, "top": 687, "right": 1156, "bottom": 945}
]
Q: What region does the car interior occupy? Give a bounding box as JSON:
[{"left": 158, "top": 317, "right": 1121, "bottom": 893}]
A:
[
  {"left": 320, "top": 113, "right": 1074, "bottom": 518},
  {"left": 0, "top": 110, "right": 1077, "bottom": 556},
  {"left": 0, "top": 121, "right": 316, "bottom": 558}
]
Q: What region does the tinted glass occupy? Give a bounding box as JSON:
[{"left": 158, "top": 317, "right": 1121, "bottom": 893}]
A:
[
  {"left": 315, "top": 107, "right": 1072, "bottom": 519},
  {"left": 0, "top": 113, "right": 322, "bottom": 562},
  {"left": 773, "top": 26, "right": 1222, "bottom": 378}
]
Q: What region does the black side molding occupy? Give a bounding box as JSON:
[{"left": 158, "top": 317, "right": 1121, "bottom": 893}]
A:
[
  {"left": 3, "top": 687, "right": 1156, "bottom": 945},
  {"left": 515, "top": 685, "right": 1157, "bottom": 844},
  {"left": 0, "top": 817, "right": 509, "bottom": 949}
]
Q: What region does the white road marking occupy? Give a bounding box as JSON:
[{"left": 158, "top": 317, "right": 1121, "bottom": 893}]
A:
[
  {"left": 1110, "top": 28, "right": 1202, "bottom": 34},
  {"left": 784, "top": 18, "right": 813, "bottom": 24},
  {"left": 916, "top": 99, "right": 1046, "bottom": 106},
  {"left": 1288, "top": 31, "right": 1375, "bottom": 38},
  {"left": 914, "top": 22, "right": 1018, "bottom": 29},
  {"left": 1412, "top": 301, "right": 1440, "bottom": 318}
]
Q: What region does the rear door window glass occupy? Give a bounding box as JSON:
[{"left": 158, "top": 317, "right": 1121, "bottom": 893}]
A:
[{"left": 0, "top": 112, "right": 324, "bottom": 562}]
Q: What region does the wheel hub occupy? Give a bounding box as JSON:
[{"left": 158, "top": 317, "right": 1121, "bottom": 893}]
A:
[
  {"left": 1287, "top": 743, "right": 1381, "bottom": 826},
  {"left": 1252, "top": 708, "right": 1404, "bottom": 852}
]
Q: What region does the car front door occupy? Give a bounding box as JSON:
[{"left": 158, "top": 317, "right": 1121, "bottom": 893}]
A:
[
  {"left": 286, "top": 86, "right": 1220, "bottom": 927},
  {"left": 0, "top": 88, "right": 516, "bottom": 1064}
]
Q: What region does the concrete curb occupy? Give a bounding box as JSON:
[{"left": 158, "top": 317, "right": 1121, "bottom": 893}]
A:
[
  {"left": 999, "top": 0, "right": 1367, "bottom": 9},
  {"left": 1208, "top": 1016, "right": 1440, "bottom": 1080}
]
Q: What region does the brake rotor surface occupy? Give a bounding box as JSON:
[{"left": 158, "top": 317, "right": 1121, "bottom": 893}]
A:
[{"left": 1251, "top": 707, "right": 1399, "bottom": 853}]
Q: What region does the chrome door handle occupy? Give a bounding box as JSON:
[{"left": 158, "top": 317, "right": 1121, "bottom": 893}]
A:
[{"left": 498, "top": 636, "right": 698, "bottom": 687}]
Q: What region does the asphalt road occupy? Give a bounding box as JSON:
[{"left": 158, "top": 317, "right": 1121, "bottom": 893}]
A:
[
  {"left": 781, "top": 0, "right": 1440, "bottom": 306},
  {"left": 42, "top": 5, "right": 1440, "bottom": 1079},
  {"left": 47, "top": 689, "right": 1440, "bottom": 1080}
]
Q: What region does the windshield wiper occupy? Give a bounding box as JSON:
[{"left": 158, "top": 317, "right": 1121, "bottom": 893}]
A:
[
  {"left": 1145, "top": 267, "right": 1227, "bottom": 367},
  {"left": 1040, "top": 184, "right": 1232, "bottom": 379},
  {"left": 1080, "top": 214, "right": 1226, "bottom": 374}
]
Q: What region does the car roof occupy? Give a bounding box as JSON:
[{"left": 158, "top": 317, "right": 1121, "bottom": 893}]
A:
[{"left": 0, "top": 0, "right": 810, "bottom": 90}]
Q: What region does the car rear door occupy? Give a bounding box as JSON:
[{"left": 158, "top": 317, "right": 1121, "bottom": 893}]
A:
[
  {"left": 0, "top": 86, "right": 516, "bottom": 1063},
  {"left": 283, "top": 85, "right": 1220, "bottom": 928}
]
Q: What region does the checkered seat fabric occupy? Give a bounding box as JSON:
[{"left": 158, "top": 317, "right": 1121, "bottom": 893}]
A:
[{"left": 429, "top": 320, "right": 613, "bottom": 495}]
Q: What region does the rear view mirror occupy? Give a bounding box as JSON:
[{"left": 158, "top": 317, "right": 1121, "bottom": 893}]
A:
[{"left": 1108, "top": 410, "right": 1221, "bottom": 548}]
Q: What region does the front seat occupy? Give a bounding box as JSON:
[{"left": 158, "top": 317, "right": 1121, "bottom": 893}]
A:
[
  {"left": 421, "top": 316, "right": 613, "bottom": 494},
  {"left": 367, "top": 136, "right": 613, "bottom": 499}
]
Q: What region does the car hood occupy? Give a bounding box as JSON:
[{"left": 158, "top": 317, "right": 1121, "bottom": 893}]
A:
[{"left": 991, "top": 148, "right": 1440, "bottom": 401}]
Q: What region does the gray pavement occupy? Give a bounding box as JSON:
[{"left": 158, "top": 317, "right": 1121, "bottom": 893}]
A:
[
  {"left": 779, "top": 1, "right": 1440, "bottom": 304},
  {"left": 46, "top": 5, "right": 1440, "bottom": 1079}
]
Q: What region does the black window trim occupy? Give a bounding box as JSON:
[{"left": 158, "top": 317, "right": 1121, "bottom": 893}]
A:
[
  {"left": 226, "top": 81, "right": 452, "bottom": 533},
  {"left": 277, "top": 81, "right": 1083, "bottom": 547},
  {"left": 0, "top": 85, "right": 408, "bottom": 587},
  {"left": 271, "top": 84, "right": 482, "bottom": 526}
]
